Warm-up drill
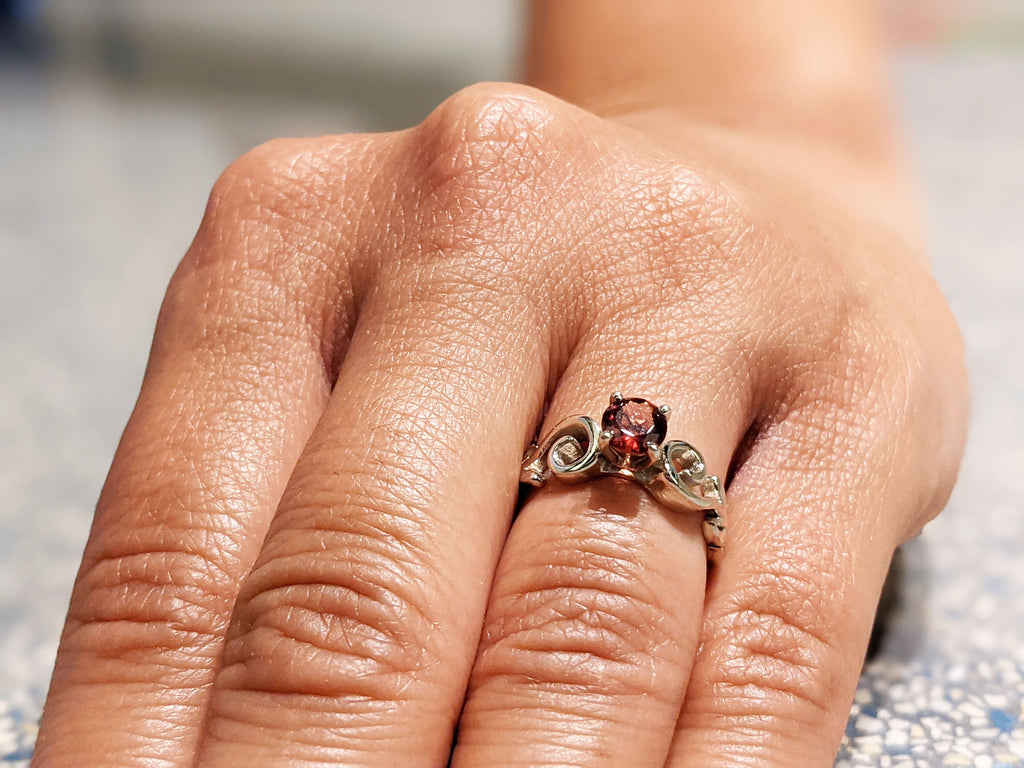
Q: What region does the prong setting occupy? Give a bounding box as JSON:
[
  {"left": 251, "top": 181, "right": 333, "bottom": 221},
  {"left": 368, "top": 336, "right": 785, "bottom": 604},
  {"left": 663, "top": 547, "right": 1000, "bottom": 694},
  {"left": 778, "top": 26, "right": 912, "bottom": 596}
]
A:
[{"left": 520, "top": 394, "right": 725, "bottom": 559}]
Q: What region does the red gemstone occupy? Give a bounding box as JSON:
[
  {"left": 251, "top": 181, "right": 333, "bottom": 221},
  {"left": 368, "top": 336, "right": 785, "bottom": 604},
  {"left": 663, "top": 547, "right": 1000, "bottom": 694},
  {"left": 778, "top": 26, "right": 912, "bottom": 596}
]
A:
[{"left": 601, "top": 397, "right": 667, "bottom": 457}]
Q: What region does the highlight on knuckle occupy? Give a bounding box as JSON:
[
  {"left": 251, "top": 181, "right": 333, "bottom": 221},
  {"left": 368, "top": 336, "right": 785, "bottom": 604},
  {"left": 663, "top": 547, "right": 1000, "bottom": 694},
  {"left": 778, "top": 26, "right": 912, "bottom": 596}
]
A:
[
  {"left": 407, "top": 83, "right": 575, "bottom": 256},
  {"left": 783, "top": 266, "right": 908, "bottom": 402},
  {"left": 836, "top": 309, "right": 908, "bottom": 400},
  {"left": 771, "top": 309, "right": 913, "bottom": 475},
  {"left": 198, "top": 138, "right": 330, "bottom": 254},
  {"left": 419, "top": 82, "right": 559, "bottom": 181}
]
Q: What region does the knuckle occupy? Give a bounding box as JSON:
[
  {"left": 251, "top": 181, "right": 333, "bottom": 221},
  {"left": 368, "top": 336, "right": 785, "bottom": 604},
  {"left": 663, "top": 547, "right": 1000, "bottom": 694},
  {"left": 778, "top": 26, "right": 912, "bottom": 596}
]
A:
[
  {"left": 197, "top": 138, "right": 323, "bottom": 262},
  {"left": 180, "top": 134, "right": 363, "bottom": 282},
  {"left": 912, "top": 298, "right": 970, "bottom": 515},
  {"left": 479, "top": 583, "right": 667, "bottom": 694},
  {"left": 407, "top": 83, "right": 576, "bottom": 266},
  {"left": 700, "top": 562, "right": 843, "bottom": 717},
  {"left": 781, "top": 256, "right": 956, "bottom": 419},
  {"left": 852, "top": 290, "right": 969, "bottom": 528},
  {"left": 161, "top": 136, "right": 363, "bottom": 366},
  {"left": 836, "top": 299, "right": 921, "bottom": 402},
  {"left": 157, "top": 266, "right": 313, "bottom": 376},
  {"left": 64, "top": 541, "right": 234, "bottom": 668},
  {"left": 639, "top": 167, "right": 752, "bottom": 280},
  {"left": 419, "top": 82, "right": 560, "bottom": 180},
  {"left": 822, "top": 317, "right": 903, "bottom": 435},
  {"left": 778, "top": 268, "right": 969, "bottom": 533},
  {"left": 220, "top": 503, "right": 439, "bottom": 700},
  {"left": 789, "top": 291, "right": 883, "bottom": 394},
  {"left": 774, "top": 300, "right": 912, "bottom": 460},
  {"left": 474, "top": 529, "right": 678, "bottom": 695},
  {"left": 593, "top": 165, "right": 756, "bottom": 322},
  {"left": 873, "top": 278, "right": 968, "bottom": 424}
]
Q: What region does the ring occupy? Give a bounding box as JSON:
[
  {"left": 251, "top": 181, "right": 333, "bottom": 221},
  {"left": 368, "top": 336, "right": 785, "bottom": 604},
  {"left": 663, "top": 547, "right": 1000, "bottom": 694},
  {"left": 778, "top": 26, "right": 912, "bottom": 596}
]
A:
[{"left": 520, "top": 393, "right": 725, "bottom": 558}]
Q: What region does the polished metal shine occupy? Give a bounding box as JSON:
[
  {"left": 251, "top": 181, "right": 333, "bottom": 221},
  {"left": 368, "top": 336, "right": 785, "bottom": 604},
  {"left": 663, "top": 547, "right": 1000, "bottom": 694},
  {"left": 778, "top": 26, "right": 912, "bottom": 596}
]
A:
[{"left": 521, "top": 393, "right": 726, "bottom": 559}]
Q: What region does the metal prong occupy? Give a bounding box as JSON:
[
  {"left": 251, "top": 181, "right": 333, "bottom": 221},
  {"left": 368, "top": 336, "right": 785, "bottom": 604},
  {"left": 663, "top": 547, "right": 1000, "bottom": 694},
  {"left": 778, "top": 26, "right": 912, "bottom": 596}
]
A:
[
  {"left": 610, "top": 392, "right": 624, "bottom": 404},
  {"left": 530, "top": 472, "right": 545, "bottom": 485},
  {"left": 645, "top": 440, "right": 660, "bottom": 453},
  {"left": 658, "top": 404, "right": 672, "bottom": 418},
  {"left": 600, "top": 429, "right": 615, "bottom": 441}
]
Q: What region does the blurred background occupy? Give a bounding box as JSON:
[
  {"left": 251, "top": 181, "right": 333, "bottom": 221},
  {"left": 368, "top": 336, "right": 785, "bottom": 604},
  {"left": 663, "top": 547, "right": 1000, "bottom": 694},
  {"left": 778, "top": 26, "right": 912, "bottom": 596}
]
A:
[{"left": 2, "top": 2, "right": 1023, "bottom": 765}]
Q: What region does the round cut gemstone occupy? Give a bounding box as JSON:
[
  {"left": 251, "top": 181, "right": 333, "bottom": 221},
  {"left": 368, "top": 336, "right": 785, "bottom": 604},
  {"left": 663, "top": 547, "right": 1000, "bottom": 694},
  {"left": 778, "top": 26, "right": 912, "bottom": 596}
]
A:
[{"left": 601, "top": 397, "right": 667, "bottom": 457}]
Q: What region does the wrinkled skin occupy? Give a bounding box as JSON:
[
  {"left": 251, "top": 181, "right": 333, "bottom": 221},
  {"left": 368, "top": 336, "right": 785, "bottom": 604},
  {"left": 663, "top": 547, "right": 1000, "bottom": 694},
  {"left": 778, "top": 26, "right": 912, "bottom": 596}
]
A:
[{"left": 32, "top": 84, "right": 967, "bottom": 767}]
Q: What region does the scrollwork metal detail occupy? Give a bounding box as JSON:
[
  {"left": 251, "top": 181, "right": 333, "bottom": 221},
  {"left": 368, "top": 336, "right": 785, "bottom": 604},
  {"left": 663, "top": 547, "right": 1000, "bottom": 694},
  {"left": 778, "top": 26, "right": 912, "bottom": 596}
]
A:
[{"left": 520, "top": 394, "right": 726, "bottom": 558}]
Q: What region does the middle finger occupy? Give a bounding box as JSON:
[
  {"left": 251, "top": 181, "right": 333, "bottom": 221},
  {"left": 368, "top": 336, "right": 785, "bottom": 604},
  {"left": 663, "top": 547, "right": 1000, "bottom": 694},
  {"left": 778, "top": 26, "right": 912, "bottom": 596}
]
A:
[
  {"left": 196, "top": 258, "right": 549, "bottom": 765},
  {"left": 197, "top": 84, "right": 613, "bottom": 765}
]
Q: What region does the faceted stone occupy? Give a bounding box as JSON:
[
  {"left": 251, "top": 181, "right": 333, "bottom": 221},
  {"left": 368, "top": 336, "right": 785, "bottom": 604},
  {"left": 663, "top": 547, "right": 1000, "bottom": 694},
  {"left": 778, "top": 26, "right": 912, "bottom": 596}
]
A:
[{"left": 601, "top": 397, "right": 667, "bottom": 457}]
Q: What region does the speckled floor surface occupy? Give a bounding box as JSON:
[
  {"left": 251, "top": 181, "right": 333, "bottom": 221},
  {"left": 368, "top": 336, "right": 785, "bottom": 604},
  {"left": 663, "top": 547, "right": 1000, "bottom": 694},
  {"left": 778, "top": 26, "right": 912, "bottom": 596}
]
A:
[
  {"left": 2, "top": 7, "right": 1023, "bottom": 767},
  {"left": 830, "top": 52, "right": 1024, "bottom": 768}
]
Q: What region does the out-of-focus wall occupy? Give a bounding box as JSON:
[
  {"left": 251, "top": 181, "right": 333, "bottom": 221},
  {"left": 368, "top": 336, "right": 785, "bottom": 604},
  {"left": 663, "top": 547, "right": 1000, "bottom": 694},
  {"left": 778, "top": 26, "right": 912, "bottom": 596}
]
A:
[
  {"left": 38, "top": 0, "right": 1024, "bottom": 53},
  {"left": 885, "top": 0, "right": 1024, "bottom": 46},
  {"left": 33, "top": 0, "right": 523, "bottom": 132}
]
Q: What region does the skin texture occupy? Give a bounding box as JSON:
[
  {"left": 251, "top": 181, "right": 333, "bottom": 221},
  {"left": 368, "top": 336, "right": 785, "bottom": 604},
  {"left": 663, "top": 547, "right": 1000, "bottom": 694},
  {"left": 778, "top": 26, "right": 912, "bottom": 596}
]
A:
[{"left": 32, "top": 4, "right": 968, "bottom": 768}]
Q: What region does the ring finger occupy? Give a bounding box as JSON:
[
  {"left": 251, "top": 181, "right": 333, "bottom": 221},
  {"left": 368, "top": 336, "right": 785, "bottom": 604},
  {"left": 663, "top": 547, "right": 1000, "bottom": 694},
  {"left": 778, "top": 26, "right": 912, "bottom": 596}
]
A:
[{"left": 451, "top": 321, "right": 751, "bottom": 767}]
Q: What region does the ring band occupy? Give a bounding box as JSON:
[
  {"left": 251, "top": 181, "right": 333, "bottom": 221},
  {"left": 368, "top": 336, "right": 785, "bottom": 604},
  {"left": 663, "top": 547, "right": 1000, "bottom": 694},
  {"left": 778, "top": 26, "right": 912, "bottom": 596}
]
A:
[{"left": 520, "top": 393, "right": 725, "bottom": 558}]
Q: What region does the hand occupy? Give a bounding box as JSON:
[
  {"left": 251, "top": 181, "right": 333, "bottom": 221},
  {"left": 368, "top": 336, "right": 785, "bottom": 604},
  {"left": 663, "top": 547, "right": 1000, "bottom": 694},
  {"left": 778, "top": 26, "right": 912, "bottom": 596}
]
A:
[{"left": 31, "top": 83, "right": 967, "bottom": 767}]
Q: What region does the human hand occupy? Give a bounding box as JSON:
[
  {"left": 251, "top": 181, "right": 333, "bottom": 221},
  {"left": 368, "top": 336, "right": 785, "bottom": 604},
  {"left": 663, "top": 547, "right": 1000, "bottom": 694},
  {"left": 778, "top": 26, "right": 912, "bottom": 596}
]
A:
[{"left": 31, "top": 82, "right": 967, "bottom": 767}]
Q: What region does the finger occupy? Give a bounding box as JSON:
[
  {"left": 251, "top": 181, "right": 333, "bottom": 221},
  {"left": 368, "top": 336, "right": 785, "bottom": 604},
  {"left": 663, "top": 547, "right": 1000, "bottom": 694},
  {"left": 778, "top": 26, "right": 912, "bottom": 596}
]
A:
[
  {"left": 452, "top": 327, "right": 751, "bottom": 767},
  {"left": 193, "top": 259, "right": 549, "bottom": 766},
  {"left": 32, "top": 136, "right": 386, "bottom": 767},
  {"left": 666, "top": 395, "right": 912, "bottom": 766},
  {"left": 193, "top": 86, "right": 583, "bottom": 765}
]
